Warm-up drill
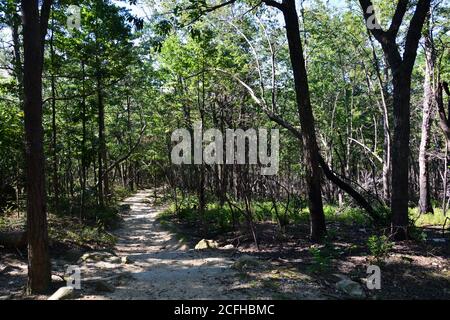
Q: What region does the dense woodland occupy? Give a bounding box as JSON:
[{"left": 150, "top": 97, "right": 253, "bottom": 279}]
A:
[{"left": 0, "top": 0, "right": 449, "bottom": 299}]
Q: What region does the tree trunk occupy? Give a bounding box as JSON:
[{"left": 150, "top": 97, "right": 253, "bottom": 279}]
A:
[
  {"left": 418, "top": 28, "right": 435, "bottom": 214},
  {"left": 368, "top": 33, "right": 391, "bottom": 203},
  {"left": 50, "top": 16, "right": 59, "bottom": 213},
  {"left": 11, "top": 11, "right": 24, "bottom": 105},
  {"left": 21, "top": 0, "right": 52, "bottom": 294},
  {"left": 95, "top": 17, "right": 107, "bottom": 206},
  {"left": 390, "top": 72, "right": 412, "bottom": 240},
  {"left": 358, "top": 0, "right": 431, "bottom": 240},
  {"left": 97, "top": 72, "right": 106, "bottom": 207},
  {"left": 80, "top": 60, "right": 87, "bottom": 218},
  {"left": 281, "top": 0, "right": 326, "bottom": 241},
  {"left": 126, "top": 94, "right": 134, "bottom": 192},
  {"left": 437, "top": 82, "right": 450, "bottom": 214}
]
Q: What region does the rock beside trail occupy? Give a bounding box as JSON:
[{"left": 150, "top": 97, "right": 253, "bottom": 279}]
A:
[
  {"left": 195, "top": 239, "right": 219, "bottom": 250},
  {"left": 221, "top": 244, "right": 235, "bottom": 250},
  {"left": 51, "top": 274, "right": 65, "bottom": 283},
  {"left": 121, "top": 256, "right": 133, "bottom": 264},
  {"left": 335, "top": 279, "right": 366, "bottom": 299},
  {"left": 79, "top": 251, "right": 121, "bottom": 264},
  {"left": 48, "top": 286, "right": 75, "bottom": 300}
]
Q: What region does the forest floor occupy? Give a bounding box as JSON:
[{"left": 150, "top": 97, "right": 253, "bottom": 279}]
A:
[{"left": 0, "top": 189, "right": 449, "bottom": 300}]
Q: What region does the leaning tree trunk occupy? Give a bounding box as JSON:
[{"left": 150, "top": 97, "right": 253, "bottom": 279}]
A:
[
  {"left": 418, "top": 29, "right": 435, "bottom": 214},
  {"left": 282, "top": 0, "right": 326, "bottom": 241},
  {"left": 21, "top": 0, "right": 52, "bottom": 294}
]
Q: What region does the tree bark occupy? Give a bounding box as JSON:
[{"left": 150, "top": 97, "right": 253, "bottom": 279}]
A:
[
  {"left": 437, "top": 82, "right": 450, "bottom": 214},
  {"left": 279, "top": 0, "right": 326, "bottom": 241},
  {"left": 80, "top": 60, "right": 87, "bottom": 218},
  {"left": 96, "top": 71, "right": 107, "bottom": 207},
  {"left": 359, "top": 0, "right": 431, "bottom": 240},
  {"left": 10, "top": 10, "right": 24, "bottom": 105},
  {"left": 368, "top": 33, "right": 391, "bottom": 203},
  {"left": 437, "top": 82, "right": 450, "bottom": 154},
  {"left": 95, "top": 15, "right": 107, "bottom": 207},
  {"left": 50, "top": 15, "right": 59, "bottom": 213},
  {"left": 21, "top": 0, "right": 52, "bottom": 293},
  {"left": 419, "top": 21, "right": 435, "bottom": 214},
  {"left": 390, "top": 71, "right": 412, "bottom": 239}
]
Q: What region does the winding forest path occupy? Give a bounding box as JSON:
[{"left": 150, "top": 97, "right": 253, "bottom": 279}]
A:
[{"left": 80, "top": 190, "right": 251, "bottom": 300}]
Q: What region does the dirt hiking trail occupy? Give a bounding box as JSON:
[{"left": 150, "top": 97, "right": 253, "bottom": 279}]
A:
[{"left": 78, "top": 190, "right": 263, "bottom": 300}]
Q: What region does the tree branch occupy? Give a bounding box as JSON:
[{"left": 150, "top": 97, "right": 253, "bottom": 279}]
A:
[
  {"left": 358, "top": 0, "right": 386, "bottom": 42},
  {"left": 349, "top": 138, "right": 383, "bottom": 163},
  {"left": 187, "top": 0, "right": 237, "bottom": 25},
  {"left": 358, "top": 0, "right": 403, "bottom": 71},
  {"left": 261, "top": 0, "right": 284, "bottom": 11},
  {"left": 202, "top": 0, "right": 237, "bottom": 13},
  {"left": 403, "top": 0, "right": 432, "bottom": 70},
  {"left": 387, "top": 0, "right": 409, "bottom": 37}
]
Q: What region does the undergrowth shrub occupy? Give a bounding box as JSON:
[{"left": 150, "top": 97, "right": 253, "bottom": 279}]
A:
[{"left": 367, "top": 235, "right": 393, "bottom": 262}]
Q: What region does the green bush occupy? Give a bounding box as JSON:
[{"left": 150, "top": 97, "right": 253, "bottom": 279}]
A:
[
  {"left": 408, "top": 224, "right": 428, "bottom": 242},
  {"left": 48, "top": 217, "right": 117, "bottom": 247},
  {"left": 309, "top": 246, "right": 332, "bottom": 272},
  {"left": 111, "top": 186, "right": 134, "bottom": 201},
  {"left": 367, "top": 235, "right": 393, "bottom": 262},
  {"left": 409, "top": 207, "right": 450, "bottom": 227},
  {"left": 308, "top": 237, "right": 342, "bottom": 272}
]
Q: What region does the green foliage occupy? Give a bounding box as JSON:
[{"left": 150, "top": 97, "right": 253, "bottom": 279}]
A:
[
  {"left": 299, "top": 205, "right": 372, "bottom": 226},
  {"left": 0, "top": 0, "right": 448, "bottom": 269},
  {"left": 408, "top": 225, "right": 428, "bottom": 242},
  {"left": 308, "top": 233, "right": 345, "bottom": 272},
  {"left": 161, "top": 198, "right": 235, "bottom": 234},
  {"left": 409, "top": 208, "right": 450, "bottom": 227},
  {"left": 308, "top": 246, "right": 332, "bottom": 272},
  {"left": 367, "top": 235, "right": 393, "bottom": 262},
  {"left": 162, "top": 195, "right": 384, "bottom": 237},
  {"left": 111, "top": 187, "right": 134, "bottom": 202},
  {"left": 0, "top": 209, "right": 24, "bottom": 232},
  {"left": 94, "top": 206, "right": 122, "bottom": 229},
  {"left": 48, "top": 218, "right": 117, "bottom": 248}
]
